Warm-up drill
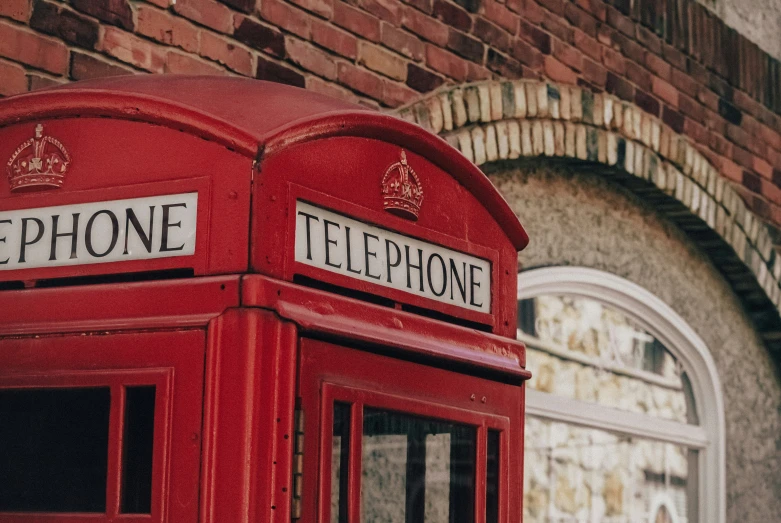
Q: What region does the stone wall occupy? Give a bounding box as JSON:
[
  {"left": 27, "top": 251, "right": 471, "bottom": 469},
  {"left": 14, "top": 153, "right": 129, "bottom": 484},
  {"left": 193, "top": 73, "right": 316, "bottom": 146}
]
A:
[
  {"left": 489, "top": 161, "right": 781, "bottom": 522},
  {"left": 4, "top": 0, "right": 781, "bottom": 230}
]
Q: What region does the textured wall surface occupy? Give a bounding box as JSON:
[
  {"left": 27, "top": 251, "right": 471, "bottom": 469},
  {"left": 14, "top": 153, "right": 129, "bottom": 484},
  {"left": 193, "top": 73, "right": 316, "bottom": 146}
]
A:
[
  {"left": 488, "top": 161, "right": 781, "bottom": 522},
  {"left": 697, "top": 0, "right": 781, "bottom": 61}
]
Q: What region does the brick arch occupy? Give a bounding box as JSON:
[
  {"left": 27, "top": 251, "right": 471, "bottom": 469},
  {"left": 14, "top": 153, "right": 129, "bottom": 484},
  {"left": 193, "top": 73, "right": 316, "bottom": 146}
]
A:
[{"left": 392, "top": 79, "right": 781, "bottom": 354}]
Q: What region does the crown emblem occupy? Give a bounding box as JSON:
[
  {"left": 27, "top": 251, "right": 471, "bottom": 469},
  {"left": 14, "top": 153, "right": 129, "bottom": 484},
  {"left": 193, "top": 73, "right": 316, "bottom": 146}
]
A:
[
  {"left": 381, "top": 150, "right": 424, "bottom": 221},
  {"left": 6, "top": 124, "right": 71, "bottom": 192}
]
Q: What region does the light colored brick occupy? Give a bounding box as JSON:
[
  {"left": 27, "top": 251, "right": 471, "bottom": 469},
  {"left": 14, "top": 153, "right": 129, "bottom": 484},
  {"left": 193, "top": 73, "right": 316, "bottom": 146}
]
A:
[{"left": 358, "top": 42, "right": 406, "bottom": 81}]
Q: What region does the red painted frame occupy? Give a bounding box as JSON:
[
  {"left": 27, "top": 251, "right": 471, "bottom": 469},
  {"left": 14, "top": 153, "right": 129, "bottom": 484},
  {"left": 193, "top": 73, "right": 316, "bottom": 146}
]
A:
[
  {"left": 0, "top": 330, "right": 206, "bottom": 523},
  {"left": 299, "top": 339, "right": 523, "bottom": 523}
]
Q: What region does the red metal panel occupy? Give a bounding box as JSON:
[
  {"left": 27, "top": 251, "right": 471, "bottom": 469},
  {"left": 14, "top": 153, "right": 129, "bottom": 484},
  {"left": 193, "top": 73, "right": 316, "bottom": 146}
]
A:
[
  {"left": 0, "top": 118, "right": 252, "bottom": 283},
  {"left": 298, "top": 338, "right": 524, "bottom": 523},
  {"left": 252, "top": 137, "right": 519, "bottom": 334},
  {"left": 0, "top": 275, "right": 240, "bottom": 335},
  {"left": 200, "top": 308, "right": 298, "bottom": 523},
  {"left": 0, "top": 329, "right": 205, "bottom": 523},
  {"left": 242, "top": 274, "right": 530, "bottom": 379}
]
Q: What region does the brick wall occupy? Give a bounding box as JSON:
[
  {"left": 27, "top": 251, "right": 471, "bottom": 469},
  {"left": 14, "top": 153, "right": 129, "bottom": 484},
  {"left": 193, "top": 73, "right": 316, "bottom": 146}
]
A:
[{"left": 3, "top": 0, "right": 781, "bottom": 230}]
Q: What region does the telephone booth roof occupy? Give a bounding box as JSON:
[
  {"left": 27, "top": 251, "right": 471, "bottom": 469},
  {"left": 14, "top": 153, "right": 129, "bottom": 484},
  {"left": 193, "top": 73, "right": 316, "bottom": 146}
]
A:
[{"left": 0, "top": 75, "right": 527, "bottom": 250}]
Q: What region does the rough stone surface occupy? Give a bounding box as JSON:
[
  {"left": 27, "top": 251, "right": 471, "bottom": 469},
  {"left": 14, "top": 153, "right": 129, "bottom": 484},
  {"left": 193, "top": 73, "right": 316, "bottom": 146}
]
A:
[{"left": 487, "top": 163, "right": 781, "bottom": 523}]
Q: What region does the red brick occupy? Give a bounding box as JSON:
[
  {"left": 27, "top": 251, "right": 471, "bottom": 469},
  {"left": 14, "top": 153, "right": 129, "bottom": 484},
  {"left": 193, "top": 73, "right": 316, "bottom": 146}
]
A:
[
  {"left": 611, "top": 32, "right": 644, "bottom": 64},
  {"left": 602, "top": 47, "right": 626, "bottom": 75},
  {"left": 635, "top": 89, "right": 660, "bottom": 116},
  {"left": 652, "top": 76, "right": 678, "bottom": 108},
  {"left": 759, "top": 122, "right": 781, "bottom": 152},
  {"left": 721, "top": 159, "right": 743, "bottom": 183},
  {"left": 70, "top": 50, "right": 134, "bottom": 80},
  {"left": 544, "top": 55, "right": 577, "bottom": 84},
  {"left": 605, "top": 5, "right": 633, "bottom": 36},
  {"left": 261, "top": 0, "right": 311, "bottom": 38},
  {"left": 596, "top": 22, "right": 612, "bottom": 46},
  {"left": 709, "top": 131, "right": 732, "bottom": 157},
  {"left": 425, "top": 44, "right": 468, "bottom": 81},
  {"left": 98, "top": 26, "right": 166, "bottom": 72},
  {"left": 312, "top": 19, "right": 358, "bottom": 59},
  {"left": 404, "top": 0, "right": 433, "bottom": 14},
  {"left": 636, "top": 25, "right": 661, "bottom": 55},
  {"left": 71, "top": 0, "right": 134, "bottom": 32},
  {"left": 447, "top": 29, "right": 484, "bottom": 62},
  {"left": 755, "top": 156, "right": 773, "bottom": 179},
  {"left": 137, "top": 5, "right": 200, "bottom": 53},
  {"left": 537, "top": 0, "right": 563, "bottom": 15},
  {"left": 508, "top": 0, "right": 542, "bottom": 22},
  {"left": 0, "top": 21, "right": 68, "bottom": 75},
  {"left": 540, "top": 8, "right": 573, "bottom": 43},
  {"left": 606, "top": 71, "right": 634, "bottom": 101},
  {"left": 30, "top": 1, "right": 100, "bottom": 49},
  {"left": 348, "top": 0, "right": 402, "bottom": 26},
  {"left": 669, "top": 67, "right": 698, "bottom": 98},
  {"left": 287, "top": 36, "right": 337, "bottom": 79},
  {"left": 358, "top": 41, "right": 407, "bottom": 81},
  {"left": 519, "top": 19, "right": 551, "bottom": 54},
  {"left": 732, "top": 146, "right": 754, "bottom": 170},
  {"left": 573, "top": 29, "right": 600, "bottom": 62},
  {"left": 645, "top": 52, "right": 670, "bottom": 81},
  {"left": 552, "top": 39, "right": 582, "bottom": 73},
  {"left": 473, "top": 18, "right": 510, "bottom": 52},
  {"left": 381, "top": 22, "right": 424, "bottom": 62},
  {"left": 382, "top": 79, "right": 418, "bottom": 107},
  {"left": 574, "top": 0, "right": 605, "bottom": 21},
  {"left": 661, "top": 43, "right": 686, "bottom": 71},
  {"left": 200, "top": 30, "right": 254, "bottom": 75},
  {"left": 432, "top": 0, "right": 470, "bottom": 31},
  {"left": 166, "top": 50, "right": 227, "bottom": 74},
  {"left": 483, "top": 0, "right": 519, "bottom": 34},
  {"left": 697, "top": 88, "right": 719, "bottom": 113},
  {"left": 334, "top": 2, "right": 381, "bottom": 41},
  {"left": 563, "top": 3, "right": 597, "bottom": 37},
  {"left": 144, "top": 0, "right": 171, "bottom": 7},
  {"left": 0, "top": 0, "right": 30, "bottom": 22},
  {"left": 337, "top": 62, "right": 384, "bottom": 98},
  {"left": 290, "top": 0, "right": 334, "bottom": 18},
  {"left": 679, "top": 93, "right": 705, "bottom": 122},
  {"left": 726, "top": 123, "right": 751, "bottom": 150},
  {"left": 406, "top": 62, "right": 444, "bottom": 91},
  {"left": 626, "top": 61, "right": 651, "bottom": 91},
  {"left": 219, "top": 0, "right": 256, "bottom": 13},
  {"left": 173, "top": 0, "right": 233, "bottom": 34},
  {"left": 256, "top": 56, "right": 305, "bottom": 87},
  {"left": 401, "top": 5, "right": 448, "bottom": 46},
  {"left": 466, "top": 61, "right": 491, "bottom": 81},
  {"left": 27, "top": 73, "right": 63, "bottom": 91},
  {"left": 683, "top": 117, "right": 708, "bottom": 145},
  {"left": 511, "top": 38, "right": 544, "bottom": 68},
  {"left": 0, "top": 58, "right": 28, "bottom": 97},
  {"left": 307, "top": 76, "right": 359, "bottom": 103},
  {"left": 233, "top": 15, "right": 285, "bottom": 57},
  {"left": 581, "top": 56, "right": 607, "bottom": 88}
]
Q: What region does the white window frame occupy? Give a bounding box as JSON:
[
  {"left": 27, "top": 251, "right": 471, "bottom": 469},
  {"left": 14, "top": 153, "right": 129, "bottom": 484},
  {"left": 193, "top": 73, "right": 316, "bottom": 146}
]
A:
[{"left": 518, "top": 266, "right": 725, "bottom": 523}]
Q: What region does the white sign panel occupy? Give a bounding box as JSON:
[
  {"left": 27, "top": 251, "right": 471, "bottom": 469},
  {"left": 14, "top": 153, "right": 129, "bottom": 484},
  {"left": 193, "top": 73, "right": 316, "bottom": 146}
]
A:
[
  {"left": 0, "top": 192, "right": 197, "bottom": 270},
  {"left": 295, "top": 200, "right": 491, "bottom": 313}
]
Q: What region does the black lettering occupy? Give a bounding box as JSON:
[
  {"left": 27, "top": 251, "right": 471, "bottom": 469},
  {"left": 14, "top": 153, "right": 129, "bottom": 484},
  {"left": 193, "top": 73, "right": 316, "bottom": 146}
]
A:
[
  {"left": 297, "top": 210, "right": 319, "bottom": 261},
  {"left": 449, "top": 260, "right": 467, "bottom": 302},
  {"left": 426, "top": 253, "right": 447, "bottom": 297},
  {"left": 363, "top": 233, "right": 381, "bottom": 280},
  {"left": 323, "top": 219, "right": 341, "bottom": 268},
  {"left": 405, "top": 246, "right": 424, "bottom": 292},
  {"left": 0, "top": 219, "right": 11, "bottom": 265},
  {"left": 85, "top": 210, "right": 119, "bottom": 258},
  {"left": 344, "top": 226, "right": 361, "bottom": 274},
  {"left": 124, "top": 206, "right": 155, "bottom": 254},
  {"left": 385, "top": 239, "right": 401, "bottom": 283},
  {"left": 18, "top": 217, "right": 44, "bottom": 263},
  {"left": 469, "top": 264, "right": 484, "bottom": 308},
  {"left": 49, "top": 213, "right": 80, "bottom": 261},
  {"left": 160, "top": 203, "right": 187, "bottom": 252}
]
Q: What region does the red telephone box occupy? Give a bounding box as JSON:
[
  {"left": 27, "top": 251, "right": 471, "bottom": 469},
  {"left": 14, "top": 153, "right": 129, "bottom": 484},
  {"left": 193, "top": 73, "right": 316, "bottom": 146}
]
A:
[{"left": 0, "top": 76, "right": 530, "bottom": 523}]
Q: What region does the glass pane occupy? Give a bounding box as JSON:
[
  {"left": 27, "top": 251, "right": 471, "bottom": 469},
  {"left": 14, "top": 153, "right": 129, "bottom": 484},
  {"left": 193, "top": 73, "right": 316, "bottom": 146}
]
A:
[
  {"left": 331, "top": 402, "right": 351, "bottom": 523},
  {"left": 524, "top": 416, "right": 696, "bottom": 523},
  {"left": 0, "top": 387, "right": 110, "bottom": 512},
  {"left": 486, "top": 430, "right": 500, "bottom": 523},
  {"left": 121, "top": 386, "right": 156, "bottom": 514},
  {"left": 518, "top": 295, "right": 691, "bottom": 424},
  {"left": 362, "top": 408, "right": 476, "bottom": 523}
]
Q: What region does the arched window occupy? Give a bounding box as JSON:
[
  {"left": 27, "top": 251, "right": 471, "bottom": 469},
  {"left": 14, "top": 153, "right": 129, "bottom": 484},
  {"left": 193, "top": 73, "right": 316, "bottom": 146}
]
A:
[{"left": 518, "top": 267, "right": 725, "bottom": 523}]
